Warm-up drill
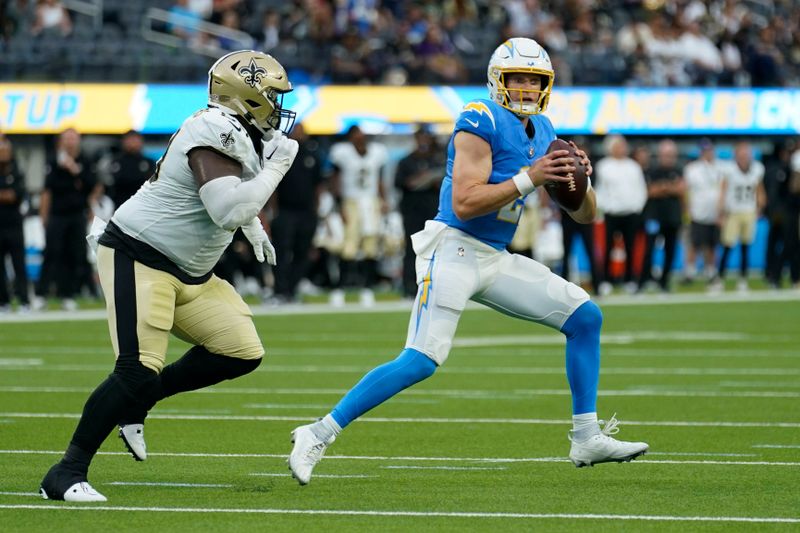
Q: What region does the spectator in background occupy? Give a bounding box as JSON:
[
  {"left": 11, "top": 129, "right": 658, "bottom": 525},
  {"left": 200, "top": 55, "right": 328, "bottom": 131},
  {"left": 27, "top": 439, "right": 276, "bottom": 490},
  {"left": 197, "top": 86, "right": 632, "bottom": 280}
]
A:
[
  {"left": 107, "top": 131, "right": 155, "bottom": 210},
  {"left": 683, "top": 138, "right": 724, "bottom": 285},
  {"left": 416, "top": 22, "right": 467, "bottom": 83},
  {"left": 0, "top": 133, "right": 29, "bottom": 312},
  {"left": 328, "top": 125, "right": 388, "bottom": 307},
  {"left": 269, "top": 123, "right": 324, "bottom": 304},
  {"left": 594, "top": 135, "right": 647, "bottom": 295},
  {"left": 216, "top": 9, "right": 253, "bottom": 51},
  {"left": 37, "top": 128, "right": 101, "bottom": 310},
  {"left": 259, "top": 9, "right": 281, "bottom": 52},
  {"left": 784, "top": 146, "right": 800, "bottom": 288},
  {"left": 638, "top": 139, "right": 685, "bottom": 293},
  {"left": 330, "top": 27, "right": 371, "bottom": 83},
  {"left": 763, "top": 140, "right": 794, "bottom": 288},
  {"left": 395, "top": 124, "right": 444, "bottom": 298},
  {"left": 714, "top": 141, "right": 765, "bottom": 292},
  {"left": 31, "top": 0, "right": 72, "bottom": 37},
  {"left": 167, "top": 0, "right": 203, "bottom": 40}
]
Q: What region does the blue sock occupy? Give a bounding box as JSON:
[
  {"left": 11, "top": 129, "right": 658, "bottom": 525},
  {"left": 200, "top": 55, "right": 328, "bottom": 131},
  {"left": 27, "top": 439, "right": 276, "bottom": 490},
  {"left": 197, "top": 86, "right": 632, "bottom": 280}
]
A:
[
  {"left": 331, "top": 348, "right": 437, "bottom": 429},
  {"left": 560, "top": 301, "right": 602, "bottom": 415}
]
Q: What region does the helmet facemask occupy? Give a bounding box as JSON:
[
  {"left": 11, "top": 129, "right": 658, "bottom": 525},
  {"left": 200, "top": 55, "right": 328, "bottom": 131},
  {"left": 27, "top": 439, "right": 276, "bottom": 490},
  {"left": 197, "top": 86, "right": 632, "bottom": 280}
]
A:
[{"left": 490, "top": 68, "right": 554, "bottom": 116}]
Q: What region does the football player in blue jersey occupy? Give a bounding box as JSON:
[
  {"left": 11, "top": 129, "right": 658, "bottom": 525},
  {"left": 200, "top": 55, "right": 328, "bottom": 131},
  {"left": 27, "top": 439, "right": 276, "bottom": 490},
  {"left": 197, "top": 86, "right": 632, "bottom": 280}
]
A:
[{"left": 289, "top": 38, "right": 649, "bottom": 484}]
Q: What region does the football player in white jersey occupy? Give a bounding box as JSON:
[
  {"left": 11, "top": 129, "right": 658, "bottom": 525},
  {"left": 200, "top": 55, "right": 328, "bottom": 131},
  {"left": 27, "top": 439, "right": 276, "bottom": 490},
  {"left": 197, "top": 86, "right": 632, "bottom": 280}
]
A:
[
  {"left": 683, "top": 139, "right": 724, "bottom": 284},
  {"left": 328, "top": 125, "right": 388, "bottom": 306},
  {"left": 40, "top": 50, "right": 299, "bottom": 502},
  {"left": 715, "top": 141, "right": 765, "bottom": 291}
]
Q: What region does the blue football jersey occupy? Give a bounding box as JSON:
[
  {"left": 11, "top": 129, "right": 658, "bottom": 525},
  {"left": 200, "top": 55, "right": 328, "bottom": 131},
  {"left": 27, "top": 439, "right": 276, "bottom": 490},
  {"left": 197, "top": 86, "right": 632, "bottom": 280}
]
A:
[{"left": 434, "top": 99, "right": 556, "bottom": 249}]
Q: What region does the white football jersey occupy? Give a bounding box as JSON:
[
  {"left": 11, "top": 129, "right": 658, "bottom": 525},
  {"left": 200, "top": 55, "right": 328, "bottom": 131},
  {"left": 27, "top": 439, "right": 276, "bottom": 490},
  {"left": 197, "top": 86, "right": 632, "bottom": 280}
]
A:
[
  {"left": 113, "top": 107, "right": 261, "bottom": 277},
  {"left": 721, "top": 159, "right": 764, "bottom": 214},
  {"left": 329, "top": 141, "right": 387, "bottom": 200},
  {"left": 684, "top": 159, "right": 724, "bottom": 224}
]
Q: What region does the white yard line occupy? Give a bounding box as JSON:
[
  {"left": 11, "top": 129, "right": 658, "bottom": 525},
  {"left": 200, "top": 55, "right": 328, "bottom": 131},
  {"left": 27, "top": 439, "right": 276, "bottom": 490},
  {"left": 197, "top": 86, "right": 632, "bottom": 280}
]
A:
[
  {"left": 250, "top": 473, "right": 376, "bottom": 479},
  {"left": 1, "top": 386, "right": 798, "bottom": 399},
  {"left": 107, "top": 482, "right": 231, "bottom": 488},
  {"left": 1, "top": 412, "right": 799, "bottom": 428},
  {"left": 752, "top": 444, "right": 800, "bottom": 449},
  {"left": 0, "top": 289, "right": 797, "bottom": 324},
  {"left": 1, "top": 359, "right": 798, "bottom": 377},
  {"left": 381, "top": 466, "right": 507, "bottom": 471},
  {"left": 0, "top": 504, "right": 797, "bottom": 523},
  {"left": 0, "top": 449, "right": 797, "bottom": 467},
  {"left": 0, "top": 492, "right": 39, "bottom": 497},
  {"left": 0, "top": 358, "right": 42, "bottom": 366},
  {"left": 647, "top": 452, "right": 757, "bottom": 457}
]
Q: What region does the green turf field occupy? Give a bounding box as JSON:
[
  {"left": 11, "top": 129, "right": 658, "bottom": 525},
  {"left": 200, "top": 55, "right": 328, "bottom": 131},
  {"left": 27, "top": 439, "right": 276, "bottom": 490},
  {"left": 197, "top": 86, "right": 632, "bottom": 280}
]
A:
[{"left": 1, "top": 295, "right": 798, "bottom": 531}]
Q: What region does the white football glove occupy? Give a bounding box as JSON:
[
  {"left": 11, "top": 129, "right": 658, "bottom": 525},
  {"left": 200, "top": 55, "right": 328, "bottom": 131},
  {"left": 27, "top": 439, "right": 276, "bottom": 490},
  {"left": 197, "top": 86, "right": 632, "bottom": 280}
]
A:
[
  {"left": 241, "top": 217, "right": 276, "bottom": 265},
  {"left": 261, "top": 130, "right": 299, "bottom": 176}
]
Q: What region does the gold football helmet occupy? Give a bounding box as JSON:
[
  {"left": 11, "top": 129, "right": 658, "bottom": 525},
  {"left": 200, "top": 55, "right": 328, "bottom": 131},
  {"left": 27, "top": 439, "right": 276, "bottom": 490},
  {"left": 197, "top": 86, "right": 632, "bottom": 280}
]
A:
[{"left": 208, "top": 50, "right": 296, "bottom": 134}]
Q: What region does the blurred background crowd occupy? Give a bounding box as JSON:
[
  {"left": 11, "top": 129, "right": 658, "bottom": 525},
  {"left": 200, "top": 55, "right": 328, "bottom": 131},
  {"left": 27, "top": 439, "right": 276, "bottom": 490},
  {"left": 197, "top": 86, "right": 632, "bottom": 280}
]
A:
[
  {"left": 0, "top": 0, "right": 799, "bottom": 313},
  {"left": 2, "top": 0, "right": 799, "bottom": 85}
]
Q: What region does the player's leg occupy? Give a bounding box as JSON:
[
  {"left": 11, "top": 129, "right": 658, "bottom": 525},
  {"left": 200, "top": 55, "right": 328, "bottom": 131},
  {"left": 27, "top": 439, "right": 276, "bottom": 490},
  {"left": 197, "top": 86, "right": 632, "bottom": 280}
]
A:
[
  {"left": 738, "top": 212, "right": 757, "bottom": 290},
  {"left": 659, "top": 224, "right": 679, "bottom": 291},
  {"left": 339, "top": 198, "right": 361, "bottom": 288},
  {"left": 716, "top": 215, "right": 738, "bottom": 286},
  {"left": 117, "top": 277, "right": 263, "bottom": 459},
  {"left": 474, "top": 253, "right": 648, "bottom": 467},
  {"left": 289, "top": 231, "right": 477, "bottom": 484},
  {"left": 40, "top": 246, "right": 175, "bottom": 501}
]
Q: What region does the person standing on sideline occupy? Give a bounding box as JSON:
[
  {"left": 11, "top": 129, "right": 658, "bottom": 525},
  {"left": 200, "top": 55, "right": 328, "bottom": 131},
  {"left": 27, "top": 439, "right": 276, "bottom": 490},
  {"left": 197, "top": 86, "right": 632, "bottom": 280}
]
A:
[
  {"left": 683, "top": 138, "right": 724, "bottom": 286},
  {"left": 395, "top": 124, "right": 445, "bottom": 298},
  {"left": 0, "top": 133, "right": 30, "bottom": 312},
  {"left": 107, "top": 130, "right": 155, "bottom": 210},
  {"left": 762, "top": 141, "right": 794, "bottom": 288},
  {"left": 594, "top": 135, "right": 647, "bottom": 295},
  {"left": 638, "top": 139, "right": 685, "bottom": 292},
  {"left": 37, "top": 128, "right": 102, "bottom": 310},
  {"left": 288, "top": 38, "right": 648, "bottom": 485},
  {"left": 269, "top": 123, "right": 325, "bottom": 303},
  {"left": 713, "top": 141, "right": 765, "bottom": 292},
  {"left": 39, "top": 50, "right": 298, "bottom": 502},
  {"left": 328, "top": 125, "right": 388, "bottom": 306}
]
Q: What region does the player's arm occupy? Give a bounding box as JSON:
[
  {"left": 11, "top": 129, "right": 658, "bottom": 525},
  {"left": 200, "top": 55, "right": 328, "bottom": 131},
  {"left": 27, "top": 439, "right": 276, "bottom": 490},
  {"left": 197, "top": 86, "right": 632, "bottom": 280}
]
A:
[
  {"left": 566, "top": 186, "right": 597, "bottom": 224},
  {"left": 756, "top": 180, "right": 766, "bottom": 214},
  {"left": 192, "top": 133, "right": 297, "bottom": 231},
  {"left": 451, "top": 132, "right": 572, "bottom": 220},
  {"left": 716, "top": 176, "right": 728, "bottom": 224}
]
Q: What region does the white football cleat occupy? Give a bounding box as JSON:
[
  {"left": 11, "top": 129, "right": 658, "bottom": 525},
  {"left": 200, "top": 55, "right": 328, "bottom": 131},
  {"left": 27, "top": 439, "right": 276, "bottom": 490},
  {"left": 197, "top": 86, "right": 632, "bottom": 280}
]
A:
[
  {"left": 40, "top": 481, "right": 107, "bottom": 503},
  {"left": 288, "top": 424, "right": 334, "bottom": 485},
  {"left": 119, "top": 424, "right": 147, "bottom": 461},
  {"left": 568, "top": 414, "right": 648, "bottom": 467}
]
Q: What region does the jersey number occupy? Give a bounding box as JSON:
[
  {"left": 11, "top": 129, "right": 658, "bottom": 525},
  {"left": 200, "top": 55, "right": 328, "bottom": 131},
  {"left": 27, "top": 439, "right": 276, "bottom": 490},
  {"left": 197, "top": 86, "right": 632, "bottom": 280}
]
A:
[{"left": 497, "top": 197, "right": 524, "bottom": 224}]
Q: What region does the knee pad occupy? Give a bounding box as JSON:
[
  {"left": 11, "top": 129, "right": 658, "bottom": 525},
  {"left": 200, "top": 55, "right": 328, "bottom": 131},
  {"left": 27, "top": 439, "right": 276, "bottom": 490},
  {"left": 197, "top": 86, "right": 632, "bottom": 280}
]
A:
[{"left": 562, "top": 300, "right": 603, "bottom": 338}]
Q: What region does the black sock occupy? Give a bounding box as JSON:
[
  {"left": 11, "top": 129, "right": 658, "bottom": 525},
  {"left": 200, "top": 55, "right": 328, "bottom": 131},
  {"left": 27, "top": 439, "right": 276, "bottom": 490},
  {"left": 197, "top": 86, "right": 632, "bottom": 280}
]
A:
[
  {"left": 741, "top": 244, "right": 749, "bottom": 278},
  {"left": 65, "top": 373, "right": 141, "bottom": 472},
  {"left": 718, "top": 246, "right": 731, "bottom": 279}
]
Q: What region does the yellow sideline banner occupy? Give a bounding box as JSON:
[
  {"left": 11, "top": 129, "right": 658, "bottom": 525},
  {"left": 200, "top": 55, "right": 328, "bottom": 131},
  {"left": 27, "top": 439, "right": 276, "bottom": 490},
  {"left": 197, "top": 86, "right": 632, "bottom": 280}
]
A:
[{"left": 1, "top": 84, "right": 799, "bottom": 135}]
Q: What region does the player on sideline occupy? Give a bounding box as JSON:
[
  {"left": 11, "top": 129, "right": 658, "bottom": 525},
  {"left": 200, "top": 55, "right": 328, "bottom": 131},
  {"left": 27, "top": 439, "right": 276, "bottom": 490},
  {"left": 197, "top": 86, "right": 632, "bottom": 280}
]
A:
[
  {"left": 39, "top": 50, "right": 299, "bottom": 502},
  {"left": 289, "top": 38, "right": 648, "bottom": 484}
]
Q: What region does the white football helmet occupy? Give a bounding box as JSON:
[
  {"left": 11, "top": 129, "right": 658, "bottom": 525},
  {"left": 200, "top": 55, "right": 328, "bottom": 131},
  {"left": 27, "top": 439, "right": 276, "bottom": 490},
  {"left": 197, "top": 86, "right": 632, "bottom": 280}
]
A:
[{"left": 487, "top": 38, "right": 554, "bottom": 115}]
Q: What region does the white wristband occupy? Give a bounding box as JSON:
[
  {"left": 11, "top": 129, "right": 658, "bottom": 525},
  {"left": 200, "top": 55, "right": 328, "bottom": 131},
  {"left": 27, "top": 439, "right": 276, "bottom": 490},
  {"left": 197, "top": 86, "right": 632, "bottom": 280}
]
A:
[{"left": 512, "top": 171, "right": 536, "bottom": 196}]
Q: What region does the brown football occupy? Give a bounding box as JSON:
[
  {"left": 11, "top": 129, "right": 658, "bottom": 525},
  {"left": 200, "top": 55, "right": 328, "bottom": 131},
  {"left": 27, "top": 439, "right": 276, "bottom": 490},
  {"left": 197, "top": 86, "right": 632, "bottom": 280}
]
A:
[{"left": 544, "top": 139, "right": 588, "bottom": 211}]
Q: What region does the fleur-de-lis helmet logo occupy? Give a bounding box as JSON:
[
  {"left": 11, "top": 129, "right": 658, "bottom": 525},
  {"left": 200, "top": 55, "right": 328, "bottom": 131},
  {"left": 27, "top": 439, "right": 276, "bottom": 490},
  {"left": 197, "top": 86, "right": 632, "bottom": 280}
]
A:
[{"left": 238, "top": 58, "right": 267, "bottom": 88}]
